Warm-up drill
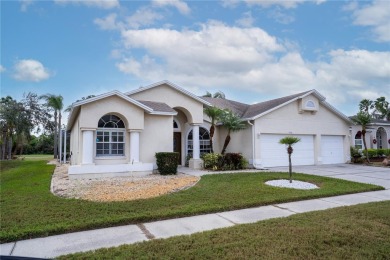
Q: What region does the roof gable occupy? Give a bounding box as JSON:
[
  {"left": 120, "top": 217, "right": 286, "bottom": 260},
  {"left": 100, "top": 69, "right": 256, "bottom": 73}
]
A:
[{"left": 125, "top": 80, "right": 211, "bottom": 106}]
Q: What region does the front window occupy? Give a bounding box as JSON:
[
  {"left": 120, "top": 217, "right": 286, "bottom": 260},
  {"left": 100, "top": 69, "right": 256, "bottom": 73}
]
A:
[
  {"left": 96, "top": 114, "right": 125, "bottom": 156},
  {"left": 354, "top": 131, "right": 362, "bottom": 149},
  {"left": 187, "top": 127, "right": 211, "bottom": 156}
]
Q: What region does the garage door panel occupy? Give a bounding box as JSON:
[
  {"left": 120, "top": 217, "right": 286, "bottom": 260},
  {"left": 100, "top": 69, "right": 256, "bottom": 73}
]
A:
[
  {"left": 321, "top": 135, "right": 344, "bottom": 164},
  {"left": 260, "top": 134, "right": 315, "bottom": 167}
]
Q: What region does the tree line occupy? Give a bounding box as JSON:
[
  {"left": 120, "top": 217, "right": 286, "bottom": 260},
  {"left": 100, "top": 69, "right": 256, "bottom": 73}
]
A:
[{"left": 0, "top": 93, "right": 64, "bottom": 160}]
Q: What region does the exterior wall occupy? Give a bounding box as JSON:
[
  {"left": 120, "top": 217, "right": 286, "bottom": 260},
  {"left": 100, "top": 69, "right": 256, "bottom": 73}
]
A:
[
  {"left": 254, "top": 96, "right": 350, "bottom": 166},
  {"left": 70, "top": 115, "right": 80, "bottom": 165},
  {"left": 140, "top": 114, "right": 173, "bottom": 167},
  {"left": 216, "top": 123, "right": 253, "bottom": 162},
  {"left": 129, "top": 84, "right": 204, "bottom": 124},
  {"left": 79, "top": 95, "right": 145, "bottom": 130},
  {"left": 350, "top": 124, "right": 390, "bottom": 149}
]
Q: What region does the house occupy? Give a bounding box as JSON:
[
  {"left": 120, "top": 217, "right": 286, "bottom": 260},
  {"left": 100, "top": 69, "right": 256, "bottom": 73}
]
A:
[
  {"left": 67, "top": 80, "right": 352, "bottom": 178},
  {"left": 350, "top": 118, "right": 390, "bottom": 150}
]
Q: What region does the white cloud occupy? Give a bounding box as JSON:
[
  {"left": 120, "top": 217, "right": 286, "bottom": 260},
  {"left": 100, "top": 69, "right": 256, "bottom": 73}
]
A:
[
  {"left": 0, "top": 65, "right": 5, "bottom": 73},
  {"left": 267, "top": 7, "right": 295, "bottom": 24},
  {"left": 221, "top": 0, "right": 240, "bottom": 8},
  {"left": 235, "top": 11, "right": 255, "bottom": 27},
  {"left": 152, "top": 0, "right": 191, "bottom": 15},
  {"left": 126, "top": 7, "right": 164, "bottom": 29},
  {"left": 349, "top": 0, "right": 390, "bottom": 42},
  {"left": 20, "top": 0, "right": 33, "bottom": 12},
  {"left": 13, "top": 59, "right": 51, "bottom": 82},
  {"left": 54, "top": 0, "right": 119, "bottom": 9},
  {"left": 114, "top": 22, "right": 389, "bottom": 114},
  {"left": 245, "top": 0, "right": 306, "bottom": 9},
  {"left": 94, "top": 13, "right": 123, "bottom": 30}
]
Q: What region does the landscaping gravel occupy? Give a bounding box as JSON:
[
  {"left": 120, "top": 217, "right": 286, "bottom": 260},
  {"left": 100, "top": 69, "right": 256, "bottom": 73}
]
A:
[
  {"left": 51, "top": 163, "right": 200, "bottom": 202},
  {"left": 265, "top": 179, "right": 319, "bottom": 190}
]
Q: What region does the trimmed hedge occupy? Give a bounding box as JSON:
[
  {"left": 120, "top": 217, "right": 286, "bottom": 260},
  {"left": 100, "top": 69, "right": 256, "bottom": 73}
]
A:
[
  {"left": 202, "top": 153, "right": 248, "bottom": 171},
  {"left": 366, "top": 149, "right": 390, "bottom": 159},
  {"left": 155, "top": 152, "right": 179, "bottom": 175}
]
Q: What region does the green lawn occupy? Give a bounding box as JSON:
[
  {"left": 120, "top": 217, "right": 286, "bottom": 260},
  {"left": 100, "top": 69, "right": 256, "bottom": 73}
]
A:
[
  {"left": 62, "top": 201, "right": 390, "bottom": 259},
  {"left": 16, "top": 154, "right": 54, "bottom": 161},
  {"left": 0, "top": 159, "right": 384, "bottom": 243}
]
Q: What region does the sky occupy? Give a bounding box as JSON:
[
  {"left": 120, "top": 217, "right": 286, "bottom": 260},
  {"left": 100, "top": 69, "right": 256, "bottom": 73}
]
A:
[{"left": 1, "top": 0, "right": 390, "bottom": 121}]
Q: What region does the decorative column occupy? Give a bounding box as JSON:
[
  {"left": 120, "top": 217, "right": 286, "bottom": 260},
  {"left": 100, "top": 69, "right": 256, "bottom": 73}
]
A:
[
  {"left": 189, "top": 124, "right": 203, "bottom": 169},
  {"left": 129, "top": 130, "right": 140, "bottom": 164},
  {"left": 82, "top": 129, "right": 94, "bottom": 165},
  {"left": 192, "top": 125, "right": 200, "bottom": 160}
]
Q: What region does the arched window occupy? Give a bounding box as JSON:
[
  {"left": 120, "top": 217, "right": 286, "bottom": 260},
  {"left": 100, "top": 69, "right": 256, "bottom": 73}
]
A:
[
  {"left": 96, "top": 114, "right": 125, "bottom": 156},
  {"left": 354, "top": 131, "right": 362, "bottom": 149},
  {"left": 187, "top": 127, "right": 211, "bottom": 156}
]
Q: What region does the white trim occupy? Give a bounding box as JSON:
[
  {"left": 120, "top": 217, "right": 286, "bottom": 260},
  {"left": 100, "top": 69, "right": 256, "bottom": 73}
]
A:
[
  {"left": 125, "top": 80, "right": 212, "bottom": 106},
  {"left": 173, "top": 118, "right": 181, "bottom": 132},
  {"left": 149, "top": 111, "right": 178, "bottom": 116}
]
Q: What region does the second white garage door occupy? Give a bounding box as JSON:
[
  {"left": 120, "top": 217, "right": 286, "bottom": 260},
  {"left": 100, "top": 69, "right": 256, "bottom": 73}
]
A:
[
  {"left": 260, "top": 134, "right": 315, "bottom": 167},
  {"left": 321, "top": 135, "right": 345, "bottom": 164}
]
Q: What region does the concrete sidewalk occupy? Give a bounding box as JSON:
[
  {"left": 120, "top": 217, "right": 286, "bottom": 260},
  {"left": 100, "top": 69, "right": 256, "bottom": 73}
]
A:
[{"left": 1, "top": 164, "right": 389, "bottom": 258}]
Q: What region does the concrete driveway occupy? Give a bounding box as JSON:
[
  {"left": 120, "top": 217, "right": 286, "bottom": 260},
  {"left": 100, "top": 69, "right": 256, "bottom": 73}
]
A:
[{"left": 268, "top": 164, "right": 390, "bottom": 190}]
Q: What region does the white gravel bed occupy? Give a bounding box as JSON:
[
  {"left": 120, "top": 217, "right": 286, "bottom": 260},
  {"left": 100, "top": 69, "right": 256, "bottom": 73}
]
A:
[{"left": 265, "top": 179, "right": 319, "bottom": 190}]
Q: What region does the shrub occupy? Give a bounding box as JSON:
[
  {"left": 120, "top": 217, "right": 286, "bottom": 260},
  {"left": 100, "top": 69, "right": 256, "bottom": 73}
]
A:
[
  {"left": 376, "top": 149, "right": 386, "bottom": 157},
  {"left": 155, "top": 152, "right": 179, "bottom": 175},
  {"left": 202, "top": 153, "right": 247, "bottom": 171},
  {"left": 202, "top": 153, "right": 222, "bottom": 170},
  {"left": 384, "top": 149, "right": 390, "bottom": 156}
]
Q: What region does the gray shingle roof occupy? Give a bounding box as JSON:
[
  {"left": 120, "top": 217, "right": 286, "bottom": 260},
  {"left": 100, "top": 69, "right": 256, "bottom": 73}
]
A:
[
  {"left": 242, "top": 91, "right": 312, "bottom": 119},
  {"left": 201, "top": 90, "right": 312, "bottom": 119},
  {"left": 201, "top": 97, "right": 249, "bottom": 117},
  {"left": 137, "top": 100, "right": 176, "bottom": 113}
]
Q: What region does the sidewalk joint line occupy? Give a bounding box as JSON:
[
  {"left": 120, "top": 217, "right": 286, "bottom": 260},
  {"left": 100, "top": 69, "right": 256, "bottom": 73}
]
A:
[
  {"left": 137, "top": 224, "right": 155, "bottom": 240},
  {"left": 215, "top": 213, "right": 238, "bottom": 225},
  {"left": 10, "top": 242, "right": 17, "bottom": 256},
  {"left": 272, "top": 205, "right": 298, "bottom": 214}
]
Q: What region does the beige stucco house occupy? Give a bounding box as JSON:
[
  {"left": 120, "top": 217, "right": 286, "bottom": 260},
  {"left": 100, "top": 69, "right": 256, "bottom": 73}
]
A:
[
  {"left": 350, "top": 119, "right": 390, "bottom": 150},
  {"left": 67, "top": 81, "right": 352, "bottom": 178}
]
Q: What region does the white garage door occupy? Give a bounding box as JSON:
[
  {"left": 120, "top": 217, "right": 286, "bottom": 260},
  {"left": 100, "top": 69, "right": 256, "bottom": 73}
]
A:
[
  {"left": 260, "top": 134, "right": 315, "bottom": 167},
  {"left": 321, "top": 135, "right": 344, "bottom": 164}
]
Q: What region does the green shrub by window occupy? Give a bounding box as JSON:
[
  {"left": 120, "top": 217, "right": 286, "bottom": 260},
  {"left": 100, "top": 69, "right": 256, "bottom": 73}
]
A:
[
  {"left": 155, "top": 152, "right": 179, "bottom": 175},
  {"left": 202, "top": 153, "right": 248, "bottom": 171}
]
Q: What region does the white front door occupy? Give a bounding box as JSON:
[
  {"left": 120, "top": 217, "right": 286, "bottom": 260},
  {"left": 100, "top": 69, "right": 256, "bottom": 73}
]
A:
[
  {"left": 260, "top": 134, "right": 315, "bottom": 167},
  {"left": 321, "top": 135, "right": 344, "bottom": 164}
]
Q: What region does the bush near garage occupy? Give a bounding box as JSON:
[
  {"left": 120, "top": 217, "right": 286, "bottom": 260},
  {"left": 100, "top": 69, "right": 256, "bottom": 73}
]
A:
[
  {"left": 155, "top": 152, "right": 179, "bottom": 175},
  {"left": 202, "top": 153, "right": 248, "bottom": 171}
]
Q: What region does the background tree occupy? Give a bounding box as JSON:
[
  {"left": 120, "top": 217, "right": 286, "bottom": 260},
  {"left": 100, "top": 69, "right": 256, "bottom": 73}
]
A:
[
  {"left": 373, "top": 97, "right": 390, "bottom": 121},
  {"left": 0, "top": 93, "right": 50, "bottom": 159},
  {"left": 279, "top": 136, "right": 301, "bottom": 183},
  {"left": 359, "top": 99, "right": 373, "bottom": 114},
  {"left": 41, "top": 94, "right": 63, "bottom": 159},
  {"left": 203, "top": 106, "right": 223, "bottom": 153},
  {"left": 64, "top": 95, "right": 95, "bottom": 112},
  {"left": 220, "top": 111, "right": 246, "bottom": 154},
  {"left": 351, "top": 111, "right": 371, "bottom": 163},
  {"left": 203, "top": 91, "right": 226, "bottom": 99}
]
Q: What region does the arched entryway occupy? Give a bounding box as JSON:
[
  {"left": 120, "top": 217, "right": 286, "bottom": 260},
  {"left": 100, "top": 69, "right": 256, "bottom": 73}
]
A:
[{"left": 376, "top": 127, "right": 388, "bottom": 149}]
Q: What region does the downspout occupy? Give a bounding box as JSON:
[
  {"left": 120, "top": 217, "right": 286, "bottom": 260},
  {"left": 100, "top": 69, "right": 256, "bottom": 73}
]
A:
[{"left": 247, "top": 120, "right": 264, "bottom": 170}]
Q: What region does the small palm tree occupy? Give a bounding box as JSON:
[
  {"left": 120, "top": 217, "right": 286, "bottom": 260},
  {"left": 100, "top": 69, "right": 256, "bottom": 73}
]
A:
[
  {"left": 41, "top": 94, "right": 63, "bottom": 159},
  {"left": 220, "top": 111, "right": 246, "bottom": 154},
  {"left": 204, "top": 106, "right": 223, "bottom": 153},
  {"left": 279, "top": 136, "right": 301, "bottom": 183},
  {"left": 351, "top": 111, "right": 371, "bottom": 163}
]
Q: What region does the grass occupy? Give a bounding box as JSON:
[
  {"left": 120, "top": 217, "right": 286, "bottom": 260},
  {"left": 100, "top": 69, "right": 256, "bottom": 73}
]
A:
[
  {"left": 0, "top": 159, "right": 384, "bottom": 243},
  {"left": 16, "top": 154, "right": 54, "bottom": 161},
  {"left": 62, "top": 201, "right": 390, "bottom": 259}
]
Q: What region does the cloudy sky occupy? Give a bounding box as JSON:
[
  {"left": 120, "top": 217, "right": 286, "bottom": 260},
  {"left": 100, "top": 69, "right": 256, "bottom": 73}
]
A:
[{"left": 1, "top": 0, "right": 389, "bottom": 119}]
